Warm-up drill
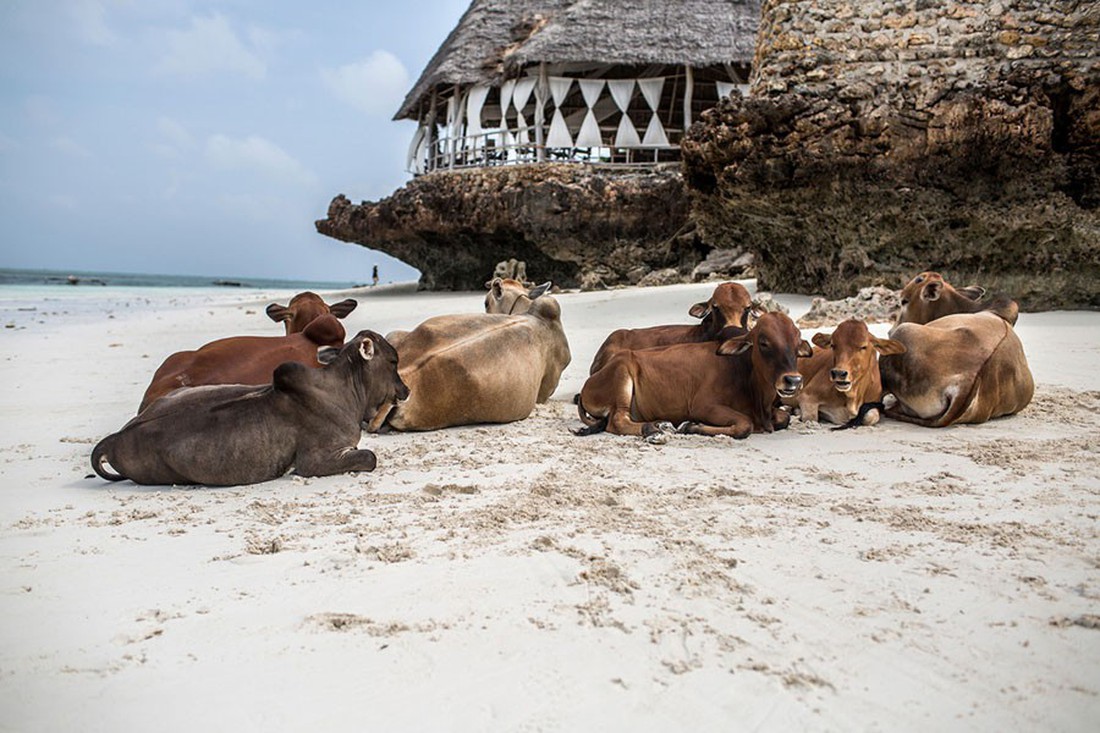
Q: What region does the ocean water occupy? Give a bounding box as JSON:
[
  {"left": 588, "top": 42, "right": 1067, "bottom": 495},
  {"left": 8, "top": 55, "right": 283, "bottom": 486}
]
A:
[{"left": 0, "top": 267, "right": 360, "bottom": 290}]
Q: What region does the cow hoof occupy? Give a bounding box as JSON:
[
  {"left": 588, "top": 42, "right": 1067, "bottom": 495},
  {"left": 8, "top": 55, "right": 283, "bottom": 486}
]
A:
[
  {"left": 674, "top": 421, "right": 692, "bottom": 433},
  {"left": 653, "top": 421, "right": 676, "bottom": 433},
  {"left": 645, "top": 431, "right": 670, "bottom": 445},
  {"left": 882, "top": 393, "right": 898, "bottom": 409}
]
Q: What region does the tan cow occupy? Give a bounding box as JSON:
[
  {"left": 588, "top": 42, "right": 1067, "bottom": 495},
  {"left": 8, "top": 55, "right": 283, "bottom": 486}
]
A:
[
  {"left": 897, "top": 271, "right": 1018, "bottom": 326},
  {"left": 375, "top": 279, "right": 571, "bottom": 431},
  {"left": 266, "top": 291, "right": 357, "bottom": 335},
  {"left": 786, "top": 319, "right": 905, "bottom": 426},
  {"left": 880, "top": 307, "right": 1033, "bottom": 427},
  {"left": 588, "top": 282, "right": 754, "bottom": 374},
  {"left": 576, "top": 312, "right": 811, "bottom": 440}
]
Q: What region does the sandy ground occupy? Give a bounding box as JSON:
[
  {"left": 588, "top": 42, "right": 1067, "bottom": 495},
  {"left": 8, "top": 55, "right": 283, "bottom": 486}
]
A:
[{"left": 0, "top": 281, "right": 1097, "bottom": 732}]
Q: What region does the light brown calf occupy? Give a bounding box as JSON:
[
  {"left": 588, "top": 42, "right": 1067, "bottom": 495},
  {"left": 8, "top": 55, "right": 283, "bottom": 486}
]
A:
[
  {"left": 266, "top": 291, "right": 357, "bottom": 335},
  {"left": 576, "top": 312, "right": 810, "bottom": 440},
  {"left": 588, "top": 282, "right": 754, "bottom": 374},
  {"left": 786, "top": 319, "right": 905, "bottom": 425}
]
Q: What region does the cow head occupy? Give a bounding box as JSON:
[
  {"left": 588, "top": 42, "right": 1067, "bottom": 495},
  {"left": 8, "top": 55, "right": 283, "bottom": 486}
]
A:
[
  {"left": 319, "top": 330, "right": 409, "bottom": 430},
  {"left": 811, "top": 319, "right": 906, "bottom": 393},
  {"left": 267, "top": 292, "right": 358, "bottom": 335},
  {"left": 895, "top": 272, "right": 985, "bottom": 326},
  {"left": 484, "top": 278, "right": 552, "bottom": 315},
  {"left": 688, "top": 282, "right": 756, "bottom": 334},
  {"left": 717, "top": 311, "right": 811, "bottom": 399}
]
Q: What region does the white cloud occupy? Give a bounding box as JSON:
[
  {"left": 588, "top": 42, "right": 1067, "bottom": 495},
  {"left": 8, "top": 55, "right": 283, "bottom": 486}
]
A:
[
  {"left": 69, "top": 0, "right": 116, "bottom": 47},
  {"left": 51, "top": 136, "right": 93, "bottom": 158},
  {"left": 156, "top": 14, "right": 267, "bottom": 80},
  {"left": 321, "top": 51, "right": 410, "bottom": 118},
  {"left": 204, "top": 134, "right": 317, "bottom": 186}
]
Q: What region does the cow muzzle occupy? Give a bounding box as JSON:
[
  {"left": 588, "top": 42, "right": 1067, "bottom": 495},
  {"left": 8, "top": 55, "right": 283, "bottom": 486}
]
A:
[
  {"left": 830, "top": 368, "right": 852, "bottom": 393},
  {"left": 776, "top": 374, "right": 803, "bottom": 398}
]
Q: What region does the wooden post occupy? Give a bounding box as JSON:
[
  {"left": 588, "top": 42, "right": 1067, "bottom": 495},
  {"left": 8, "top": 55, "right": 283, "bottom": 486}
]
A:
[
  {"left": 449, "top": 84, "right": 460, "bottom": 170},
  {"left": 535, "top": 62, "right": 547, "bottom": 163},
  {"left": 427, "top": 91, "right": 438, "bottom": 172},
  {"left": 683, "top": 65, "right": 694, "bottom": 134}
]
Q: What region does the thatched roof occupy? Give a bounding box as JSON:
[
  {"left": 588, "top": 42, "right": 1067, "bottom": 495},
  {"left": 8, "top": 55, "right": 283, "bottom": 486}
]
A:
[{"left": 395, "top": 0, "right": 761, "bottom": 120}]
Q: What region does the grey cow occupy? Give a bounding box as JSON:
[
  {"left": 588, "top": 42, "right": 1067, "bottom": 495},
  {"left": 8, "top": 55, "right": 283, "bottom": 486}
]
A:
[{"left": 92, "top": 330, "right": 408, "bottom": 486}]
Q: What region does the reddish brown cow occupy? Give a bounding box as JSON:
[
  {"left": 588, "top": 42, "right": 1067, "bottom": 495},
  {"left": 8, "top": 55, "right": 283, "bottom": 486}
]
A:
[
  {"left": 897, "top": 272, "right": 1018, "bottom": 327},
  {"left": 576, "top": 312, "right": 811, "bottom": 440},
  {"left": 785, "top": 319, "right": 905, "bottom": 426},
  {"left": 588, "top": 282, "right": 754, "bottom": 374},
  {"left": 138, "top": 314, "right": 346, "bottom": 413},
  {"left": 266, "top": 292, "right": 357, "bottom": 335}
]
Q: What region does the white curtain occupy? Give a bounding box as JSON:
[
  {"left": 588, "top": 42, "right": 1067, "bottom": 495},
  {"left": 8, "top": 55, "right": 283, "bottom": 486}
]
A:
[
  {"left": 638, "top": 77, "right": 668, "bottom": 147},
  {"left": 716, "top": 81, "right": 735, "bottom": 99},
  {"left": 465, "top": 84, "right": 490, "bottom": 144},
  {"left": 546, "top": 76, "right": 574, "bottom": 147},
  {"left": 575, "top": 79, "right": 605, "bottom": 147},
  {"left": 512, "top": 77, "right": 536, "bottom": 144},
  {"left": 500, "top": 79, "right": 516, "bottom": 120},
  {"left": 406, "top": 125, "right": 427, "bottom": 173},
  {"left": 608, "top": 79, "right": 640, "bottom": 147}
]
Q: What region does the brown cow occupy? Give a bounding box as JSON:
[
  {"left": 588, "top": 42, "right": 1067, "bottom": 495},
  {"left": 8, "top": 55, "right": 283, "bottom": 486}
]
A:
[
  {"left": 138, "top": 314, "right": 346, "bottom": 413},
  {"left": 896, "top": 271, "right": 1018, "bottom": 327},
  {"left": 375, "top": 279, "right": 571, "bottom": 431},
  {"left": 588, "top": 282, "right": 754, "bottom": 374},
  {"left": 576, "top": 311, "right": 811, "bottom": 440},
  {"left": 880, "top": 308, "right": 1033, "bottom": 427},
  {"left": 785, "top": 319, "right": 905, "bottom": 426},
  {"left": 266, "top": 291, "right": 357, "bottom": 335}
]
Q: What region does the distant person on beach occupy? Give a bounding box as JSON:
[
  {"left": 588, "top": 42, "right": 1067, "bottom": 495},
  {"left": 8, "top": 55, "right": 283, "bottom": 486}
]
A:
[{"left": 372, "top": 265, "right": 379, "bottom": 287}]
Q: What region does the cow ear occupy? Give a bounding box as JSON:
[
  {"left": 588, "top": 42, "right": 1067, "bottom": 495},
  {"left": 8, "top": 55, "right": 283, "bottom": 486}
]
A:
[
  {"left": 316, "top": 346, "right": 340, "bottom": 365},
  {"left": 716, "top": 335, "right": 752, "bottom": 355},
  {"left": 921, "top": 281, "right": 943, "bottom": 302},
  {"left": 811, "top": 332, "right": 832, "bottom": 349},
  {"left": 797, "top": 339, "right": 813, "bottom": 358},
  {"left": 358, "top": 338, "right": 375, "bottom": 362},
  {"left": 688, "top": 302, "right": 710, "bottom": 319},
  {"left": 329, "top": 299, "right": 358, "bottom": 318},
  {"left": 487, "top": 277, "right": 504, "bottom": 299},
  {"left": 266, "top": 303, "right": 290, "bottom": 322},
  {"left": 957, "top": 285, "right": 985, "bottom": 301},
  {"left": 872, "top": 336, "right": 907, "bottom": 355},
  {"left": 528, "top": 281, "right": 552, "bottom": 300}
]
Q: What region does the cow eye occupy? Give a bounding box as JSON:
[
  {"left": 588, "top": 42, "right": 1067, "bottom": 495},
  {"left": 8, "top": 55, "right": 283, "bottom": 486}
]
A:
[
  {"left": 914, "top": 276, "right": 924, "bottom": 284},
  {"left": 900, "top": 298, "right": 909, "bottom": 306}
]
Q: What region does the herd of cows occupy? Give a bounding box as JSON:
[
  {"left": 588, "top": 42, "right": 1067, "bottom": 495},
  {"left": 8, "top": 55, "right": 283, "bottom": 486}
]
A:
[{"left": 91, "top": 272, "right": 1034, "bottom": 487}]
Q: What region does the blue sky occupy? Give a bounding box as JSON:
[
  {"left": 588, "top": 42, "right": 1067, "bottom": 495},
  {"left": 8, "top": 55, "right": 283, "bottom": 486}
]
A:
[{"left": 0, "top": 0, "right": 471, "bottom": 283}]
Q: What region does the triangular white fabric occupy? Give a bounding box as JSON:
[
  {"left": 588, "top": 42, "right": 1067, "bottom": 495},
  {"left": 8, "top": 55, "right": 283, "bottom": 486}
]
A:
[
  {"left": 579, "top": 79, "right": 604, "bottom": 109},
  {"left": 608, "top": 79, "right": 635, "bottom": 112},
  {"left": 638, "top": 77, "right": 665, "bottom": 110},
  {"left": 614, "top": 114, "right": 641, "bottom": 147},
  {"left": 549, "top": 77, "right": 573, "bottom": 107},
  {"left": 716, "top": 81, "right": 735, "bottom": 99},
  {"left": 499, "top": 79, "right": 515, "bottom": 119},
  {"left": 406, "top": 125, "right": 426, "bottom": 172},
  {"left": 546, "top": 107, "right": 573, "bottom": 147},
  {"left": 576, "top": 110, "right": 603, "bottom": 147},
  {"left": 414, "top": 130, "right": 430, "bottom": 174},
  {"left": 465, "top": 85, "right": 489, "bottom": 136},
  {"left": 514, "top": 112, "right": 530, "bottom": 143},
  {"left": 642, "top": 114, "right": 669, "bottom": 147},
  {"left": 513, "top": 77, "right": 536, "bottom": 112}
]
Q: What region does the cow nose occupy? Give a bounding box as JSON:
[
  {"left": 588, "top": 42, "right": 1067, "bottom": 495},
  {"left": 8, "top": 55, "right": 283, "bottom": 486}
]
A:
[
  {"left": 830, "top": 369, "right": 849, "bottom": 381},
  {"left": 782, "top": 374, "right": 802, "bottom": 390}
]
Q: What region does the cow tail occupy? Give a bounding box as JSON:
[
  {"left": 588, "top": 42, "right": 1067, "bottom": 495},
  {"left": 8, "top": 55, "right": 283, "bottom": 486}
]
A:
[
  {"left": 91, "top": 438, "right": 125, "bottom": 482},
  {"left": 831, "top": 401, "right": 885, "bottom": 431},
  {"left": 572, "top": 394, "right": 608, "bottom": 436},
  {"left": 886, "top": 372, "right": 983, "bottom": 428}
]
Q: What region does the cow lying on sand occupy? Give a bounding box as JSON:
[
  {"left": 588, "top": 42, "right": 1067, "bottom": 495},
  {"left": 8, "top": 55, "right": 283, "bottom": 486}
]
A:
[
  {"left": 785, "top": 319, "right": 905, "bottom": 426},
  {"left": 376, "top": 279, "right": 571, "bottom": 431},
  {"left": 139, "top": 314, "right": 346, "bottom": 413},
  {"left": 897, "top": 271, "right": 1019, "bottom": 326},
  {"left": 576, "top": 311, "right": 811, "bottom": 440},
  {"left": 266, "top": 291, "right": 357, "bottom": 335},
  {"left": 93, "top": 331, "right": 408, "bottom": 486},
  {"left": 880, "top": 304, "right": 1033, "bottom": 427},
  {"left": 588, "top": 281, "right": 754, "bottom": 374}
]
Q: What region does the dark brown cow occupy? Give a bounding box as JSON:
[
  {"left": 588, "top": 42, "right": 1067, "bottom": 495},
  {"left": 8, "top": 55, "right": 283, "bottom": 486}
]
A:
[
  {"left": 880, "top": 308, "right": 1033, "bottom": 427},
  {"left": 93, "top": 331, "right": 408, "bottom": 486},
  {"left": 576, "top": 311, "right": 811, "bottom": 440},
  {"left": 138, "top": 314, "right": 346, "bottom": 413},
  {"left": 266, "top": 292, "right": 357, "bottom": 335},
  {"left": 785, "top": 319, "right": 905, "bottom": 425},
  {"left": 896, "top": 271, "right": 1018, "bottom": 327},
  {"left": 588, "top": 282, "right": 754, "bottom": 374}
]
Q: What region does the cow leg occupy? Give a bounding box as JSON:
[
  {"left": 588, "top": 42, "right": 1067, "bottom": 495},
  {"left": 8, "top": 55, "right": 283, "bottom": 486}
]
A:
[
  {"left": 771, "top": 406, "right": 791, "bottom": 431},
  {"left": 296, "top": 447, "right": 378, "bottom": 477},
  {"left": 679, "top": 406, "right": 753, "bottom": 439}
]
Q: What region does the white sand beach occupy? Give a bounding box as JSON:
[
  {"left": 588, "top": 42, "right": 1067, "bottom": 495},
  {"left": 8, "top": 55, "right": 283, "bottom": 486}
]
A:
[{"left": 1, "top": 281, "right": 1098, "bottom": 731}]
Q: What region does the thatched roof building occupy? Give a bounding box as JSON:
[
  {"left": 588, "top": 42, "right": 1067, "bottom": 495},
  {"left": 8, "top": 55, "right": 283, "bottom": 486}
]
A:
[{"left": 396, "top": 0, "right": 760, "bottom": 173}]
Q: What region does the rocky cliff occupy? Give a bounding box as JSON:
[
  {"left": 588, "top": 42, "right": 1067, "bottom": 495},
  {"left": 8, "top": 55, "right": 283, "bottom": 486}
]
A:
[
  {"left": 682, "top": 0, "right": 1100, "bottom": 309},
  {"left": 316, "top": 165, "right": 696, "bottom": 290}
]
